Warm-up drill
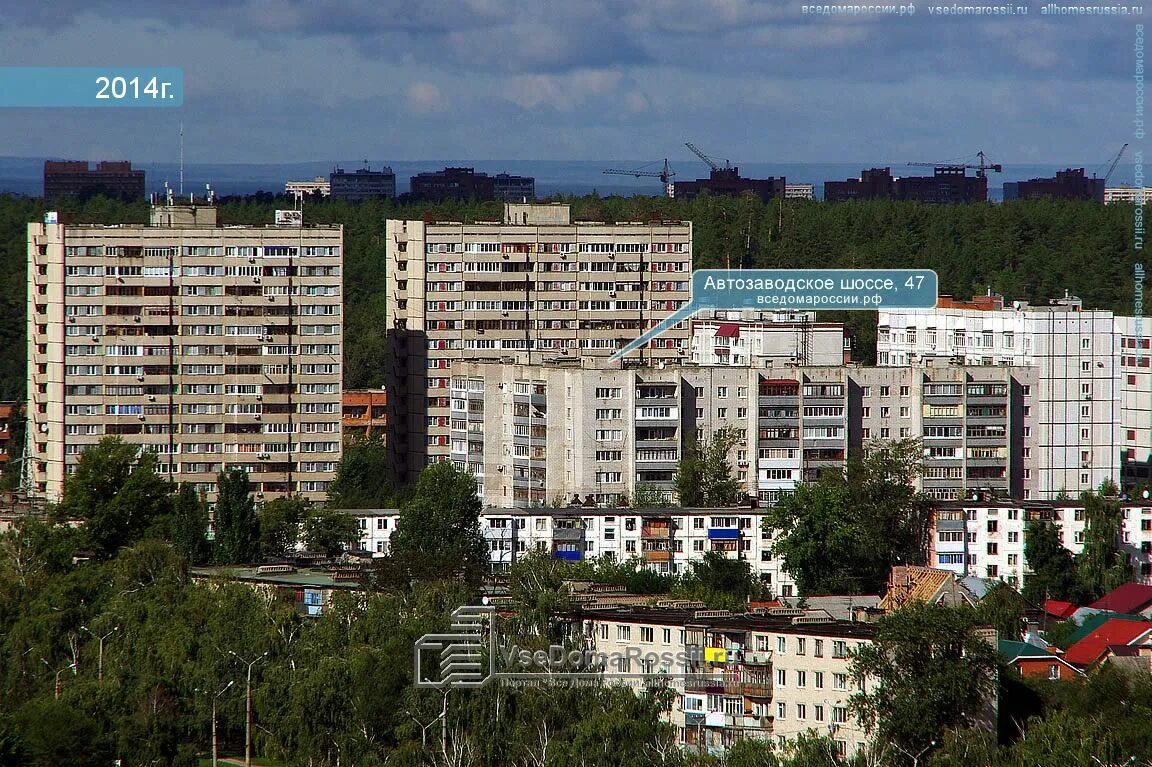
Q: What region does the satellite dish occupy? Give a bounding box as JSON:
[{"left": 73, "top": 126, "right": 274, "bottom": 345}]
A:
[{"left": 38, "top": 423, "right": 48, "bottom": 433}]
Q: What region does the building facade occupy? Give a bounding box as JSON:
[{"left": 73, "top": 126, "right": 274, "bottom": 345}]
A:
[
  {"left": 44, "top": 160, "right": 145, "bottom": 202},
  {"left": 285, "top": 177, "right": 331, "bottom": 199},
  {"left": 824, "top": 167, "right": 988, "bottom": 204},
  {"left": 0, "top": 403, "right": 18, "bottom": 478},
  {"left": 690, "top": 312, "right": 851, "bottom": 367},
  {"left": 26, "top": 203, "right": 343, "bottom": 502},
  {"left": 878, "top": 294, "right": 1125, "bottom": 497},
  {"left": 409, "top": 167, "right": 536, "bottom": 202},
  {"left": 342, "top": 389, "right": 387, "bottom": 441},
  {"left": 1003, "top": 168, "right": 1105, "bottom": 202},
  {"left": 384, "top": 203, "right": 693, "bottom": 484},
  {"left": 930, "top": 500, "right": 1152, "bottom": 586},
  {"left": 329, "top": 167, "right": 396, "bottom": 202},
  {"left": 449, "top": 358, "right": 1036, "bottom": 507}
]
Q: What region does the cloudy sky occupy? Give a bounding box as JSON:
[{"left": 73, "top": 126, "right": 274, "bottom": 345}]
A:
[{"left": 0, "top": 1, "right": 1142, "bottom": 165}]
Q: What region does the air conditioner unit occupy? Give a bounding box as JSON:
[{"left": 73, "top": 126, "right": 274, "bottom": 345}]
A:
[
  {"left": 137, "top": 375, "right": 145, "bottom": 382},
  {"left": 253, "top": 277, "right": 261, "bottom": 284},
  {"left": 254, "top": 414, "right": 261, "bottom": 420},
  {"left": 248, "top": 257, "right": 256, "bottom": 263},
  {"left": 148, "top": 395, "right": 156, "bottom": 402},
  {"left": 68, "top": 317, "right": 76, "bottom": 323},
  {"left": 137, "top": 414, "right": 146, "bottom": 421},
  {"left": 267, "top": 295, "right": 275, "bottom": 302},
  {"left": 133, "top": 316, "right": 141, "bottom": 322},
  {"left": 609, "top": 291, "right": 616, "bottom": 297},
  {"left": 91, "top": 335, "right": 99, "bottom": 341}
]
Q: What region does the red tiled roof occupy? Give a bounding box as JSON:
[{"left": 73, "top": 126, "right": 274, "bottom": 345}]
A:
[
  {"left": 1064, "top": 619, "right": 1152, "bottom": 668},
  {"left": 1044, "top": 599, "right": 1079, "bottom": 620},
  {"left": 715, "top": 323, "right": 740, "bottom": 338},
  {"left": 1087, "top": 583, "right": 1152, "bottom": 615}
]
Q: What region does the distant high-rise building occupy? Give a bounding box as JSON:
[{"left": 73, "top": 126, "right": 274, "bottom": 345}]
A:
[
  {"left": 409, "top": 167, "right": 536, "bottom": 202},
  {"left": 493, "top": 173, "right": 536, "bottom": 202},
  {"left": 285, "top": 177, "right": 331, "bottom": 200},
  {"left": 1105, "top": 186, "right": 1152, "bottom": 204},
  {"left": 43, "top": 160, "right": 145, "bottom": 202},
  {"left": 825, "top": 167, "right": 988, "bottom": 203},
  {"left": 27, "top": 202, "right": 344, "bottom": 503},
  {"left": 329, "top": 167, "right": 396, "bottom": 202},
  {"left": 1003, "top": 168, "right": 1105, "bottom": 202},
  {"left": 673, "top": 168, "right": 786, "bottom": 203}
]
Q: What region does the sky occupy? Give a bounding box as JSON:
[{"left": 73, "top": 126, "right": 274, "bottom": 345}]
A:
[{"left": 0, "top": 0, "right": 1144, "bottom": 166}]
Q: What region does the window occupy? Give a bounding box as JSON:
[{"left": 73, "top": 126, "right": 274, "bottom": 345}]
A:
[
  {"left": 717, "top": 386, "right": 728, "bottom": 398},
  {"left": 1048, "top": 664, "right": 1060, "bottom": 680},
  {"left": 796, "top": 703, "right": 807, "bottom": 720},
  {"left": 796, "top": 670, "right": 806, "bottom": 687},
  {"left": 776, "top": 636, "right": 786, "bottom": 653},
  {"left": 832, "top": 707, "right": 848, "bottom": 724},
  {"left": 814, "top": 671, "right": 824, "bottom": 688},
  {"left": 833, "top": 672, "right": 847, "bottom": 690},
  {"left": 640, "top": 627, "right": 653, "bottom": 643},
  {"left": 776, "top": 668, "right": 787, "bottom": 687},
  {"left": 814, "top": 639, "right": 823, "bottom": 657},
  {"left": 777, "top": 702, "right": 786, "bottom": 720},
  {"left": 796, "top": 638, "right": 806, "bottom": 655},
  {"left": 832, "top": 641, "right": 847, "bottom": 659},
  {"left": 814, "top": 705, "right": 824, "bottom": 722},
  {"left": 617, "top": 626, "right": 631, "bottom": 641}
]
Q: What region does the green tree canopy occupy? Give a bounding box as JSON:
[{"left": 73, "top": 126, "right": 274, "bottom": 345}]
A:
[
  {"left": 387, "top": 461, "right": 488, "bottom": 587},
  {"left": 258, "top": 495, "right": 309, "bottom": 559},
  {"left": 674, "top": 426, "right": 742, "bottom": 508},
  {"left": 1074, "top": 482, "right": 1131, "bottom": 603},
  {"left": 212, "top": 469, "right": 259, "bottom": 565},
  {"left": 766, "top": 439, "right": 931, "bottom": 595},
  {"left": 57, "top": 437, "right": 173, "bottom": 558},
  {"left": 325, "top": 433, "right": 395, "bottom": 509},
  {"left": 1022, "top": 518, "right": 1078, "bottom": 604},
  {"left": 170, "top": 483, "right": 210, "bottom": 566},
  {"left": 302, "top": 508, "right": 360, "bottom": 559},
  {"left": 850, "top": 603, "right": 1000, "bottom": 764}
]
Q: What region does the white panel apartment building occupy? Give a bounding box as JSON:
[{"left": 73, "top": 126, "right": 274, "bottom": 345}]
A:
[
  {"left": 930, "top": 499, "right": 1152, "bottom": 586},
  {"left": 26, "top": 204, "right": 343, "bottom": 502},
  {"left": 690, "top": 311, "right": 851, "bottom": 367},
  {"left": 878, "top": 294, "right": 1125, "bottom": 498},
  {"left": 450, "top": 358, "right": 1036, "bottom": 507},
  {"left": 384, "top": 203, "right": 692, "bottom": 488}
]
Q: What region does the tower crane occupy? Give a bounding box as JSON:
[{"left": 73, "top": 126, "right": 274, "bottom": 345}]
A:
[
  {"left": 685, "top": 142, "right": 732, "bottom": 171},
  {"left": 602, "top": 159, "right": 676, "bottom": 197},
  {"left": 907, "top": 151, "right": 1002, "bottom": 178},
  {"left": 1100, "top": 143, "right": 1129, "bottom": 184}
]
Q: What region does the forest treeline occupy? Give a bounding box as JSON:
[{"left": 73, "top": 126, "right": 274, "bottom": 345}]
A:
[{"left": 0, "top": 192, "right": 1142, "bottom": 400}]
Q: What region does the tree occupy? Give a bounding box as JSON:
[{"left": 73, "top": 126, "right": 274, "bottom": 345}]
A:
[
  {"left": 1022, "top": 518, "right": 1078, "bottom": 604},
  {"left": 675, "top": 427, "right": 741, "bottom": 508},
  {"left": 1074, "top": 482, "right": 1131, "bottom": 603},
  {"left": 57, "top": 437, "right": 173, "bottom": 558},
  {"left": 170, "top": 483, "right": 210, "bottom": 565},
  {"left": 326, "top": 433, "right": 395, "bottom": 509},
  {"left": 259, "top": 495, "right": 309, "bottom": 559},
  {"left": 633, "top": 484, "right": 670, "bottom": 507},
  {"left": 213, "top": 469, "right": 259, "bottom": 565},
  {"left": 766, "top": 439, "right": 931, "bottom": 595},
  {"left": 302, "top": 508, "right": 360, "bottom": 558},
  {"left": 388, "top": 461, "right": 488, "bottom": 586},
  {"left": 675, "top": 551, "right": 760, "bottom": 611},
  {"left": 975, "top": 582, "right": 1028, "bottom": 642},
  {"left": 850, "top": 603, "right": 999, "bottom": 764}
]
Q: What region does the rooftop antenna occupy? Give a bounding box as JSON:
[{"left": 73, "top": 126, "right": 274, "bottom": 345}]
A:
[{"left": 179, "top": 122, "right": 184, "bottom": 196}]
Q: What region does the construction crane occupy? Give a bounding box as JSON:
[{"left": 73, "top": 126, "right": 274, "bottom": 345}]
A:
[
  {"left": 1100, "top": 143, "right": 1129, "bottom": 184},
  {"left": 908, "top": 151, "right": 1003, "bottom": 178},
  {"left": 685, "top": 142, "right": 732, "bottom": 171},
  {"left": 602, "top": 159, "right": 676, "bottom": 197}
]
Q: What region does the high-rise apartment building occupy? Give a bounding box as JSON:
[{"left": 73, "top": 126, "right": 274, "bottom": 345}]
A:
[
  {"left": 26, "top": 203, "right": 343, "bottom": 503},
  {"left": 690, "top": 312, "right": 851, "bottom": 367},
  {"left": 450, "top": 358, "right": 1036, "bottom": 507},
  {"left": 329, "top": 167, "right": 395, "bottom": 202},
  {"left": 44, "top": 160, "right": 145, "bottom": 202},
  {"left": 384, "top": 203, "right": 692, "bottom": 484},
  {"left": 878, "top": 293, "right": 1125, "bottom": 497}
]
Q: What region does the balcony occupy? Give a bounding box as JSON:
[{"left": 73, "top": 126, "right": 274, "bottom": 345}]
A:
[
  {"left": 643, "top": 550, "right": 672, "bottom": 563},
  {"left": 552, "top": 526, "right": 586, "bottom": 542},
  {"left": 641, "top": 522, "right": 674, "bottom": 538},
  {"left": 707, "top": 528, "right": 741, "bottom": 541}
]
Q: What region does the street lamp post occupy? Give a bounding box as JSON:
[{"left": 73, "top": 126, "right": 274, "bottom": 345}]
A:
[
  {"left": 79, "top": 624, "right": 119, "bottom": 683},
  {"left": 40, "top": 658, "right": 75, "bottom": 700},
  {"left": 229, "top": 651, "right": 269, "bottom": 767},
  {"left": 211, "top": 680, "right": 234, "bottom": 767}
]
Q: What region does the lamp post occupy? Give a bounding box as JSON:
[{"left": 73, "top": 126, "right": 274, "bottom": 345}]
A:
[
  {"left": 79, "top": 624, "right": 119, "bottom": 683},
  {"left": 40, "top": 657, "right": 75, "bottom": 700},
  {"left": 229, "top": 651, "right": 269, "bottom": 767}
]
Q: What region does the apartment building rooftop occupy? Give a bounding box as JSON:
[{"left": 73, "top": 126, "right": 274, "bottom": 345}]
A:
[{"left": 569, "top": 605, "right": 880, "bottom": 638}]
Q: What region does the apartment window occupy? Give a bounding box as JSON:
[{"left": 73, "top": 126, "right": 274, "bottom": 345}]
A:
[
  {"left": 833, "top": 673, "right": 847, "bottom": 690},
  {"left": 776, "top": 636, "right": 786, "bottom": 654},
  {"left": 814, "top": 639, "right": 823, "bottom": 657},
  {"left": 796, "top": 703, "right": 807, "bottom": 721},
  {"left": 796, "top": 670, "right": 806, "bottom": 687},
  {"left": 776, "top": 668, "right": 787, "bottom": 687},
  {"left": 717, "top": 386, "right": 728, "bottom": 398},
  {"left": 862, "top": 407, "right": 870, "bottom": 418},
  {"left": 814, "top": 671, "right": 824, "bottom": 688},
  {"left": 796, "top": 638, "right": 806, "bottom": 655},
  {"left": 832, "top": 641, "right": 847, "bottom": 659},
  {"left": 640, "top": 627, "right": 654, "bottom": 643},
  {"left": 899, "top": 386, "right": 910, "bottom": 397},
  {"left": 880, "top": 407, "right": 890, "bottom": 418},
  {"left": 617, "top": 626, "right": 631, "bottom": 641},
  {"left": 777, "top": 702, "right": 786, "bottom": 720},
  {"left": 832, "top": 707, "right": 848, "bottom": 724},
  {"left": 663, "top": 628, "right": 671, "bottom": 643},
  {"left": 1081, "top": 361, "right": 1091, "bottom": 372},
  {"left": 814, "top": 705, "right": 824, "bottom": 722}
]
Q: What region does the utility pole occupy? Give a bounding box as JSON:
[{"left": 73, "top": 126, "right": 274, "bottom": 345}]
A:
[
  {"left": 212, "top": 680, "right": 234, "bottom": 767},
  {"left": 41, "top": 658, "right": 75, "bottom": 700},
  {"left": 229, "top": 651, "right": 268, "bottom": 767},
  {"left": 80, "top": 624, "right": 119, "bottom": 683}
]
